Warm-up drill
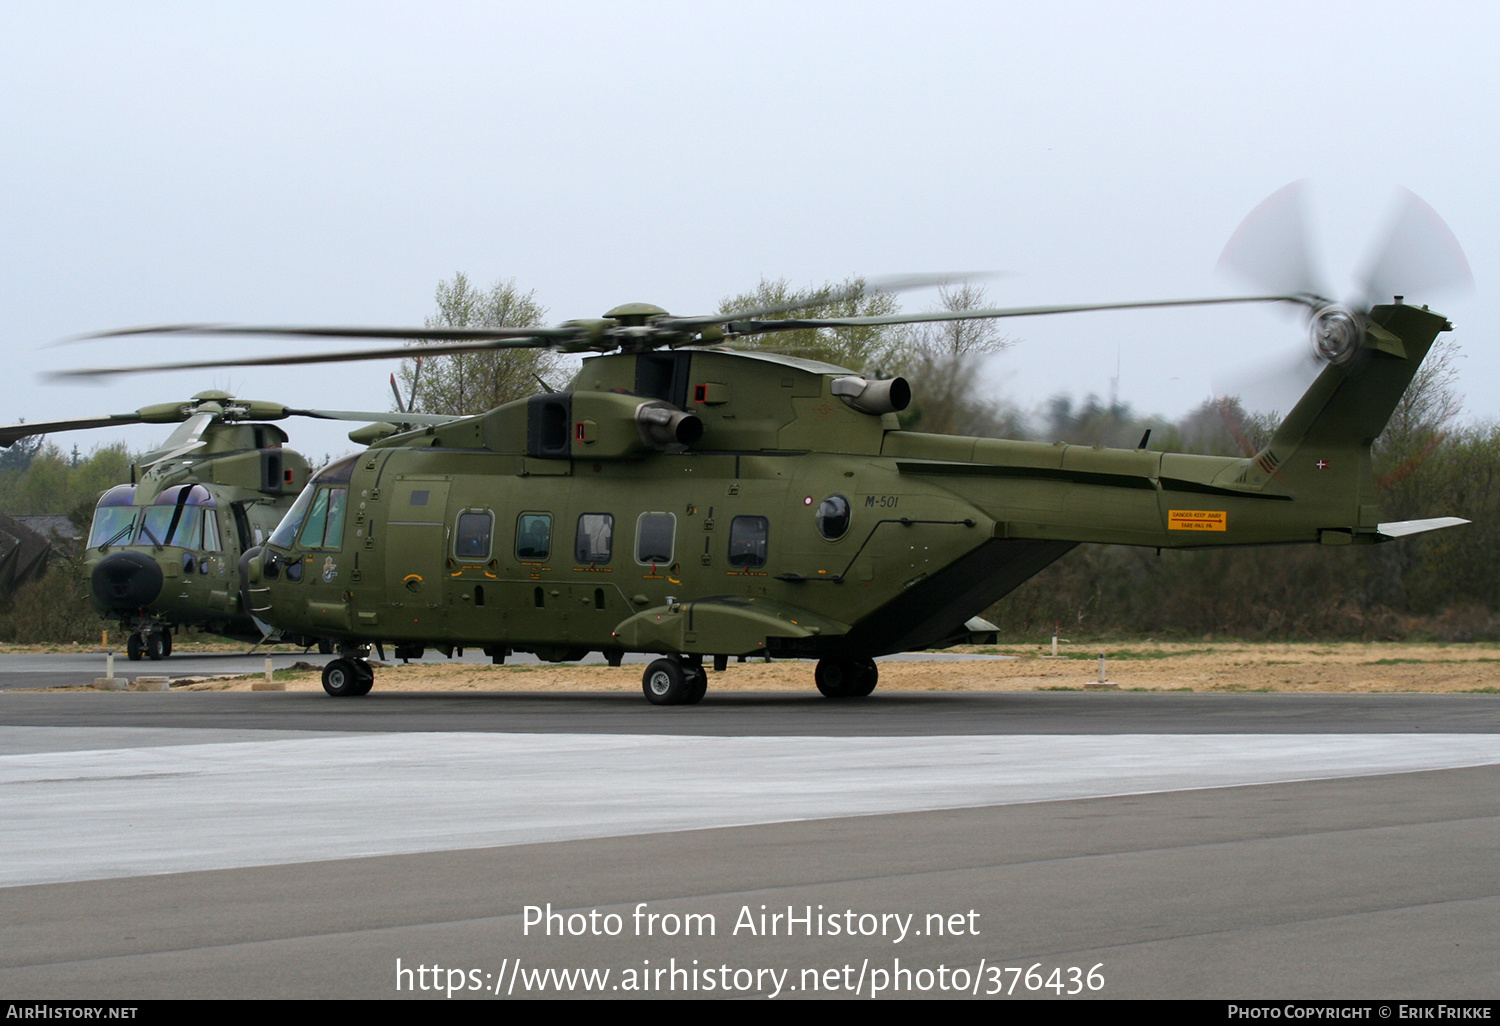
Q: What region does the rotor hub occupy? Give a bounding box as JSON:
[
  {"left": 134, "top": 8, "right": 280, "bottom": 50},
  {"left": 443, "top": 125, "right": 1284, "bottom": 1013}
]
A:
[
  {"left": 602, "top": 302, "right": 670, "bottom": 326},
  {"left": 1309, "top": 305, "right": 1361, "bottom": 365}
]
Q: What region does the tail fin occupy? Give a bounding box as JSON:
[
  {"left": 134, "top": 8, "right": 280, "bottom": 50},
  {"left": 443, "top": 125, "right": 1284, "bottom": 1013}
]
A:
[
  {"left": 1219, "top": 303, "right": 1453, "bottom": 535},
  {"left": 1263, "top": 303, "right": 1450, "bottom": 467}
]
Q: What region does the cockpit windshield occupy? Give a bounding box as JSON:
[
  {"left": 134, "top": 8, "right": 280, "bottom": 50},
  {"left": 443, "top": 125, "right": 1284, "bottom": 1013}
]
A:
[
  {"left": 131, "top": 485, "right": 222, "bottom": 549},
  {"left": 267, "top": 454, "right": 358, "bottom": 550},
  {"left": 268, "top": 483, "right": 316, "bottom": 549},
  {"left": 88, "top": 507, "right": 139, "bottom": 549},
  {"left": 89, "top": 484, "right": 139, "bottom": 549},
  {"left": 136, "top": 506, "right": 205, "bottom": 548}
]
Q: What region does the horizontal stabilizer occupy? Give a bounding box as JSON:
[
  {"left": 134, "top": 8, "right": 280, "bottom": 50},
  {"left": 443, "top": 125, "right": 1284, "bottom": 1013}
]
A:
[
  {"left": 964, "top": 616, "right": 1000, "bottom": 644},
  {"left": 1375, "top": 517, "right": 1470, "bottom": 539}
]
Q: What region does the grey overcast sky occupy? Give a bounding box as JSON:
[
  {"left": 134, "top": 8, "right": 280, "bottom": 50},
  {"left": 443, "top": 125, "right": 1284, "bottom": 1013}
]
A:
[{"left": 2, "top": 1, "right": 1496, "bottom": 462}]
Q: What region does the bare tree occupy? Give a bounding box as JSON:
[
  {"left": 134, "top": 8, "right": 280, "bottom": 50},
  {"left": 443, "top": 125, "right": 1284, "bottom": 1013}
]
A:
[
  {"left": 1377, "top": 336, "right": 1463, "bottom": 486},
  {"left": 394, "top": 274, "right": 564, "bottom": 416},
  {"left": 902, "top": 281, "right": 1017, "bottom": 435},
  {"left": 718, "top": 277, "right": 907, "bottom": 374}
]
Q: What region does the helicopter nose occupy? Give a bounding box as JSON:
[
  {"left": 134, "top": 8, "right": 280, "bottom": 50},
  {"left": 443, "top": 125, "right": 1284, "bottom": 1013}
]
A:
[{"left": 91, "top": 551, "right": 164, "bottom": 612}]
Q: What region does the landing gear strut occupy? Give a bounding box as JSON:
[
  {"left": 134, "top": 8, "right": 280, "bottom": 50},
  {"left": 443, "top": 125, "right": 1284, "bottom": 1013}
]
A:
[
  {"left": 125, "top": 624, "right": 171, "bottom": 661},
  {"left": 642, "top": 657, "right": 708, "bottom": 706},
  {"left": 814, "top": 656, "right": 879, "bottom": 698}
]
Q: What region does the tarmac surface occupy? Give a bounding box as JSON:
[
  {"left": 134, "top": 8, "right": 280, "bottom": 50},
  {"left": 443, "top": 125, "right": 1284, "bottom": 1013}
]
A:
[
  {"left": 0, "top": 648, "right": 1009, "bottom": 690},
  {"left": 1, "top": 679, "right": 1497, "bottom": 1000}
]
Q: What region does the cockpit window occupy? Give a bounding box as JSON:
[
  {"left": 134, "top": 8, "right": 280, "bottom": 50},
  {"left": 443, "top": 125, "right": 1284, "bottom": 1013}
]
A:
[
  {"left": 268, "top": 484, "right": 317, "bottom": 549},
  {"left": 312, "top": 454, "right": 359, "bottom": 485},
  {"left": 298, "top": 488, "right": 347, "bottom": 549},
  {"left": 270, "top": 483, "right": 347, "bottom": 550},
  {"left": 153, "top": 484, "right": 216, "bottom": 507},
  {"left": 97, "top": 484, "right": 137, "bottom": 507}
]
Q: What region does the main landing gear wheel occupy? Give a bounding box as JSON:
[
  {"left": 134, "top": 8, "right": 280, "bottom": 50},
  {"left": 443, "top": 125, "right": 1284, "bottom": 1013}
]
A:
[
  {"left": 352, "top": 660, "right": 375, "bottom": 696},
  {"left": 684, "top": 665, "right": 708, "bottom": 704},
  {"left": 145, "top": 633, "right": 164, "bottom": 661},
  {"left": 815, "top": 657, "right": 879, "bottom": 698},
  {"left": 322, "top": 658, "right": 368, "bottom": 697},
  {"left": 642, "top": 658, "right": 706, "bottom": 706},
  {"left": 126, "top": 633, "right": 143, "bottom": 661}
]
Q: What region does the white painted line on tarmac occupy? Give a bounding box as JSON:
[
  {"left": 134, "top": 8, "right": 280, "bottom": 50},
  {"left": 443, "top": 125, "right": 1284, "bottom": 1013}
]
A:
[{"left": 3, "top": 731, "right": 1499, "bottom": 887}]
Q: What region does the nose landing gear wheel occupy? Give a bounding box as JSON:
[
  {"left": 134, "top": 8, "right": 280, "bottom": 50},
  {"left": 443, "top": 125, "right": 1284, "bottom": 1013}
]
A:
[
  {"left": 815, "top": 657, "right": 879, "bottom": 698},
  {"left": 126, "top": 633, "right": 143, "bottom": 661},
  {"left": 145, "top": 633, "right": 164, "bottom": 661}
]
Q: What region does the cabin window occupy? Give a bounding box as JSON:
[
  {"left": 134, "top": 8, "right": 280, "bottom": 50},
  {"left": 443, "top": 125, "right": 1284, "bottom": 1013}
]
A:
[
  {"left": 728, "top": 516, "right": 769, "bottom": 568},
  {"left": 575, "top": 513, "right": 614, "bottom": 564},
  {"left": 455, "top": 511, "right": 493, "bottom": 560},
  {"left": 636, "top": 512, "right": 676, "bottom": 565},
  {"left": 516, "top": 513, "right": 552, "bottom": 562},
  {"left": 816, "top": 494, "right": 851, "bottom": 541}
]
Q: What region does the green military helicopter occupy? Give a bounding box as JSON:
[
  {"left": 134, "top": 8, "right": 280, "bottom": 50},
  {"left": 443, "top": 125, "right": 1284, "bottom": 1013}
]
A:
[
  {"left": 0, "top": 392, "right": 453, "bottom": 659},
  {"left": 55, "top": 188, "right": 1472, "bottom": 699}
]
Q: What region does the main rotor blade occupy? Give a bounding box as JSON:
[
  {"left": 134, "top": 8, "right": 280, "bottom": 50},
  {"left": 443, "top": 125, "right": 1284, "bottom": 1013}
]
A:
[
  {"left": 0, "top": 413, "right": 144, "bottom": 447},
  {"left": 723, "top": 295, "right": 1317, "bottom": 334},
  {"left": 47, "top": 335, "right": 560, "bottom": 381},
  {"left": 1357, "top": 188, "right": 1474, "bottom": 310},
  {"left": 62, "top": 324, "right": 575, "bottom": 345},
  {"left": 139, "top": 412, "right": 215, "bottom": 469},
  {"left": 665, "top": 272, "right": 1004, "bottom": 328},
  {"left": 286, "top": 407, "right": 460, "bottom": 426},
  {"left": 1217, "top": 181, "right": 1331, "bottom": 299}
]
